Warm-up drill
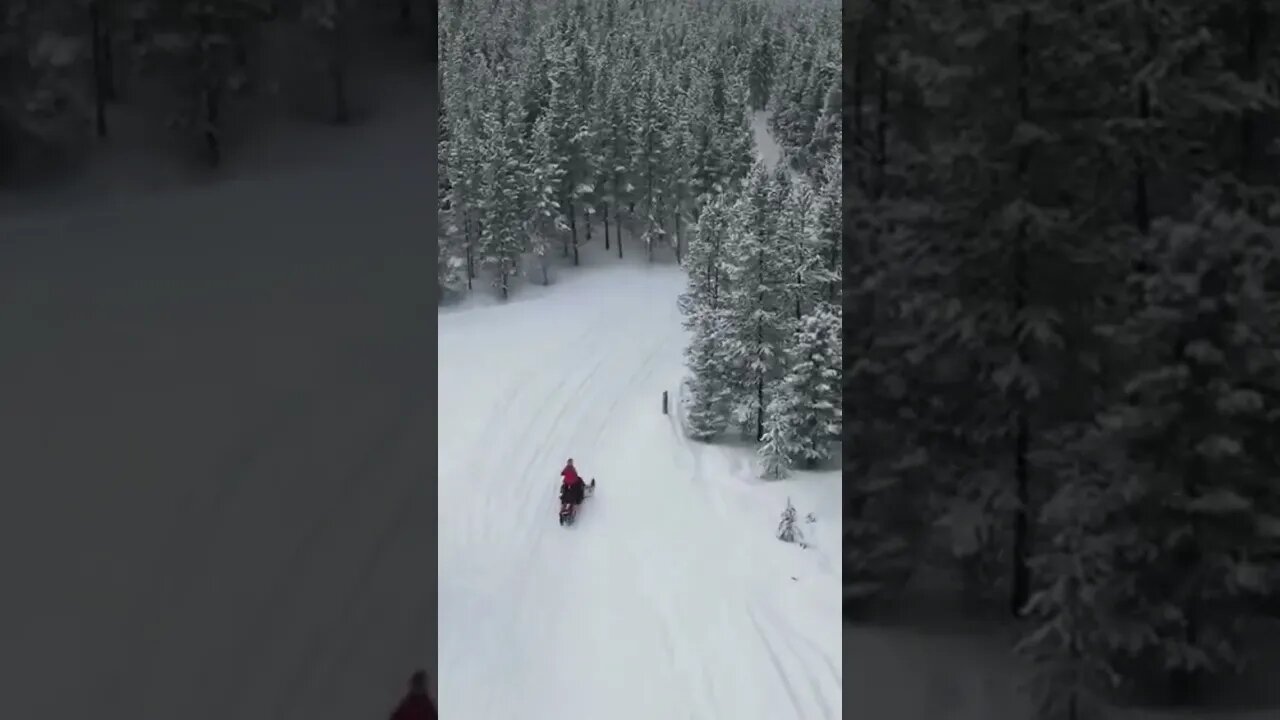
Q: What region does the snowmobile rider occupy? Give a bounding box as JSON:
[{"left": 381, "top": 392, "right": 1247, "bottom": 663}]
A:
[{"left": 560, "top": 459, "right": 586, "bottom": 506}]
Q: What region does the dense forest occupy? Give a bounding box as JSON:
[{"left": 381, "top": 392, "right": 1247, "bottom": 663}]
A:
[
  {"left": 845, "top": 1, "right": 1280, "bottom": 716},
  {"left": 0, "top": 0, "right": 431, "bottom": 177},
  {"left": 437, "top": 0, "right": 841, "bottom": 477}
]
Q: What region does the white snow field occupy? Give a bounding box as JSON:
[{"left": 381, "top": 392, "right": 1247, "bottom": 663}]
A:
[
  {"left": 437, "top": 258, "right": 843, "bottom": 719},
  {"left": 0, "top": 69, "right": 434, "bottom": 719}
]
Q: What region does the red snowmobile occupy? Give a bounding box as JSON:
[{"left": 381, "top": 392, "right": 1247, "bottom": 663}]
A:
[{"left": 559, "top": 477, "right": 595, "bottom": 526}]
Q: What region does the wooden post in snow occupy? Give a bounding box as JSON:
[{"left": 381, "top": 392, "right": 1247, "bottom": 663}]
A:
[{"left": 662, "top": 390, "right": 668, "bottom": 415}]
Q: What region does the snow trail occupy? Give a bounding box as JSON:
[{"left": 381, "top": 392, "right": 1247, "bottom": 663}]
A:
[
  {"left": 0, "top": 73, "right": 433, "bottom": 720},
  {"left": 437, "top": 263, "right": 841, "bottom": 718}
]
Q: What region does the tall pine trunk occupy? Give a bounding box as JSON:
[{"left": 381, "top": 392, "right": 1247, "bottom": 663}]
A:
[
  {"left": 197, "top": 15, "right": 221, "bottom": 168},
  {"left": 1239, "top": 0, "right": 1265, "bottom": 196},
  {"left": 102, "top": 3, "right": 116, "bottom": 101},
  {"left": 673, "top": 211, "right": 682, "bottom": 264},
  {"left": 1134, "top": 16, "right": 1155, "bottom": 238},
  {"left": 90, "top": 1, "right": 109, "bottom": 138},
  {"left": 204, "top": 85, "right": 221, "bottom": 166},
  {"left": 755, "top": 249, "right": 766, "bottom": 441},
  {"left": 604, "top": 203, "right": 611, "bottom": 250},
  {"left": 329, "top": 20, "right": 349, "bottom": 125},
  {"left": 465, "top": 212, "right": 475, "bottom": 289},
  {"left": 570, "top": 203, "right": 580, "bottom": 265},
  {"left": 1009, "top": 10, "right": 1033, "bottom": 619},
  {"left": 852, "top": 16, "right": 864, "bottom": 191}
]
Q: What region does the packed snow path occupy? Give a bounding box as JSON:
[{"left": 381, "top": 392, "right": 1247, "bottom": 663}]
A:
[
  {"left": 438, "top": 264, "right": 842, "bottom": 719},
  {"left": 0, "top": 88, "right": 434, "bottom": 718}
]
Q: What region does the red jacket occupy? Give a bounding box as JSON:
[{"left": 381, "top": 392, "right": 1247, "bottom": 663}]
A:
[
  {"left": 390, "top": 691, "right": 436, "bottom": 720},
  {"left": 561, "top": 464, "right": 582, "bottom": 486}
]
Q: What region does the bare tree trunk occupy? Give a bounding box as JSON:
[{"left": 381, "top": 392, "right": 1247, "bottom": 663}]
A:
[
  {"left": 205, "top": 84, "right": 221, "bottom": 167},
  {"left": 400, "top": 0, "right": 412, "bottom": 32},
  {"left": 604, "top": 204, "right": 610, "bottom": 250},
  {"left": 1009, "top": 10, "right": 1033, "bottom": 619},
  {"left": 102, "top": 0, "right": 117, "bottom": 101},
  {"left": 570, "top": 203, "right": 580, "bottom": 266},
  {"left": 673, "top": 211, "right": 682, "bottom": 264},
  {"left": 465, "top": 212, "right": 475, "bottom": 289},
  {"left": 90, "top": 1, "right": 109, "bottom": 138},
  {"left": 330, "top": 22, "right": 349, "bottom": 124},
  {"left": 852, "top": 16, "right": 864, "bottom": 191}
]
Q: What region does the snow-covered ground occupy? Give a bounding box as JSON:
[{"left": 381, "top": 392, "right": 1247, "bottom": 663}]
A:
[
  {"left": 0, "top": 64, "right": 434, "bottom": 720},
  {"left": 437, "top": 255, "right": 842, "bottom": 718}
]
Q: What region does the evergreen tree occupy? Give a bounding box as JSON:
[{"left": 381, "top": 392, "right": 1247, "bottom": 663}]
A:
[
  {"left": 1083, "top": 191, "right": 1280, "bottom": 697},
  {"left": 680, "top": 193, "right": 736, "bottom": 441},
  {"left": 813, "top": 150, "right": 842, "bottom": 303},
  {"left": 721, "top": 163, "right": 791, "bottom": 441},
  {"left": 759, "top": 391, "right": 800, "bottom": 479},
  {"left": 781, "top": 302, "right": 842, "bottom": 466},
  {"left": 476, "top": 88, "right": 529, "bottom": 298},
  {"left": 524, "top": 111, "right": 566, "bottom": 286},
  {"left": 683, "top": 305, "right": 734, "bottom": 441}
]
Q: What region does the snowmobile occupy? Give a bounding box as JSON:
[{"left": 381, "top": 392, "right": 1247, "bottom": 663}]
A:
[{"left": 559, "top": 478, "right": 595, "bottom": 526}]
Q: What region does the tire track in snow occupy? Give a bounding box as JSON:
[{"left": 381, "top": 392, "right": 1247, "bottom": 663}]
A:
[
  {"left": 500, "top": 326, "right": 628, "bottom": 588},
  {"left": 752, "top": 599, "right": 837, "bottom": 720},
  {"left": 618, "top": 301, "right": 838, "bottom": 719},
  {"left": 110, "top": 396, "right": 314, "bottom": 718},
  {"left": 582, "top": 327, "right": 735, "bottom": 719},
  {"left": 504, "top": 317, "right": 673, "bottom": 710},
  {"left": 448, "top": 304, "right": 611, "bottom": 558},
  {"left": 441, "top": 306, "right": 638, "bottom": 710},
  {"left": 785, "top": 611, "right": 843, "bottom": 691},
  {"left": 445, "top": 309, "right": 606, "bottom": 558},
  {"left": 209, "top": 383, "right": 429, "bottom": 720},
  {"left": 274, "top": 390, "right": 432, "bottom": 718},
  {"left": 746, "top": 601, "right": 810, "bottom": 719},
  {"left": 471, "top": 313, "right": 591, "bottom": 452}
]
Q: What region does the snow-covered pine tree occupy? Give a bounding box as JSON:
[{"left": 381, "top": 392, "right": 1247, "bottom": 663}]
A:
[
  {"left": 600, "top": 50, "right": 637, "bottom": 258},
  {"left": 438, "top": 99, "right": 469, "bottom": 296},
  {"left": 745, "top": 17, "right": 776, "bottom": 111},
  {"left": 1018, "top": 423, "right": 1163, "bottom": 720},
  {"left": 0, "top": 1, "right": 95, "bottom": 169},
  {"left": 665, "top": 76, "right": 697, "bottom": 264},
  {"left": 680, "top": 192, "right": 732, "bottom": 317},
  {"left": 299, "top": 0, "right": 353, "bottom": 124},
  {"left": 476, "top": 87, "right": 529, "bottom": 298},
  {"left": 813, "top": 150, "right": 842, "bottom": 303},
  {"left": 776, "top": 497, "right": 806, "bottom": 545},
  {"left": 720, "top": 162, "right": 791, "bottom": 441},
  {"left": 773, "top": 167, "right": 824, "bottom": 323},
  {"left": 759, "top": 393, "right": 800, "bottom": 479},
  {"left": 794, "top": 33, "right": 839, "bottom": 176},
  {"left": 718, "top": 74, "right": 757, "bottom": 188},
  {"left": 683, "top": 303, "right": 735, "bottom": 441},
  {"left": 781, "top": 302, "right": 841, "bottom": 466},
  {"left": 679, "top": 192, "right": 736, "bottom": 441},
  {"left": 543, "top": 22, "right": 583, "bottom": 261},
  {"left": 440, "top": 33, "right": 484, "bottom": 288},
  {"left": 1090, "top": 189, "right": 1280, "bottom": 700},
  {"left": 133, "top": 0, "right": 273, "bottom": 166},
  {"left": 571, "top": 47, "right": 611, "bottom": 261},
  {"left": 630, "top": 64, "right": 674, "bottom": 261},
  {"left": 524, "top": 111, "right": 565, "bottom": 286}
]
